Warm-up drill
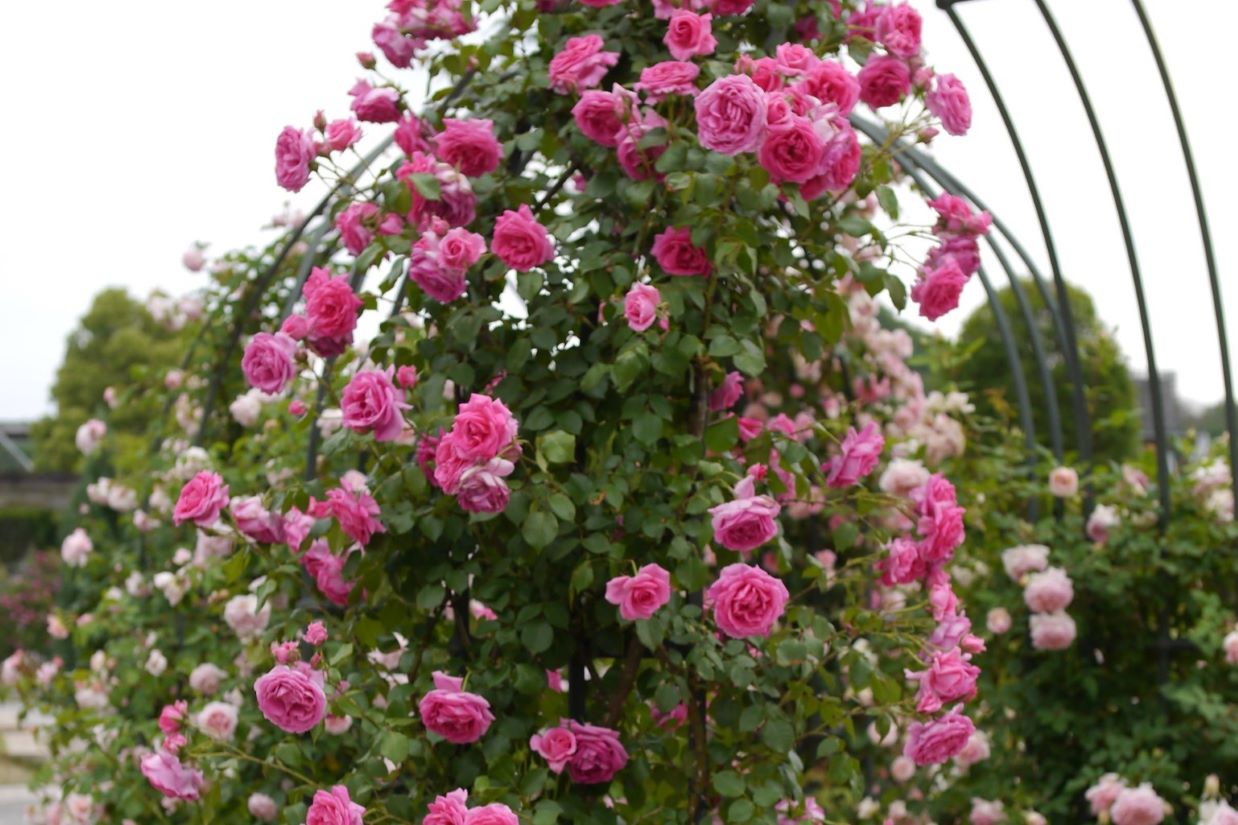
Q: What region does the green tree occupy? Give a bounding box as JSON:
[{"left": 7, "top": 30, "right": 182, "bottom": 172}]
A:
[
  {"left": 952, "top": 278, "right": 1139, "bottom": 463},
  {"left": 31, "top": 289, "right": 183, "bottom": 472}
]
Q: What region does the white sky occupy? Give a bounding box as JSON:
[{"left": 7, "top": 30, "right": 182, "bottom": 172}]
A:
[{"left": 0, "top": 0, "right": 1233, "bottom": 420}]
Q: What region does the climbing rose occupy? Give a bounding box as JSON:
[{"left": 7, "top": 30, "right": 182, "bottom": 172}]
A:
[
  {"left": 875, "top": 2, "right": 922, "bottom": 58},
  {"left": 572, "top": 85, "right": 638, "bottom": 146},
  {"left": 623, "top": 283, "right": 661, "bottom": 332},
  {"left": 446, "top": 394, "right": 519, "bottom": 462},
  {"left": 189, "top": 663, "right": 227, "bottom": 695},
  {"left": 857, "top": 55, "right": 911, "bottom": 108},
  {"left": 1001, "top": 544, "right": 1049, "bottom": 581},
  {"left": 304, "top": 268, "right": 363, "bottom": 356},
  {"left": 341, "top": 368, "right": 409, "bottom": 442},
  {"left": 230, "top": 496, "right": 285, "bottom": 544},
  {"left": 1086, "top": 503, "right": 1120, "bottom": 544},
  {"left": 324, "top": 118, "right": 362, "bottom": 152},
  {"left": 1086, "top": 773, "right": 1126, "bottom": 817},
  {"left": 635, "top": 61, "right": 700, "bottom": 104},
  {"left": 530, "top": 725, "right": 578, "bottom": 773},
  {"left": 826, "top": 421, "right": 884, "bottom": 487},
  {"left": 927, "top": 73, "right": 972, "bottom": 136},
  {"left": 695, "top": 74, "right": 767, "bottom": 155},
  {"left": 906, "top": 648, "right": 980, "bottom": 713},
  {"left": 424, "top": 790, "right": 470, "bottom": 825},
  {"left": 454, "top": 459, "right": 515, "bottom": 513},
  {"left": 140, "top": 751, "right": 205, "bottom": 801},
  {"left": 306, "top": 785, "right": 365, "bottom": 825},
  {"left": 196, "top": 701, "right": 239, "bottom": 742},
  {"left": 911, "top": 257, "right": 968, "bottom": 321},
  {"left": 75, "top": 418, "right": 106, "bottom": 454},
  {"left": 397, "top": 365, "right": 419, "bottom": 389},
  {"left": 663, "top": 11, "right": 716, "bottom": 61},
  {"left": 254, "top": 664, "right": 327, "bottom": 734},
  {"left": 349, "top": 79, "right": 400, "bottom": 123},
  {"left": 318, "top": 485, "right": 385, "bottom": 547},
  {"left": 336, "top": 201, "right": 379, "bottom": 255},
  {"left": 242, "top": 332, "right": 298, "bottom": 395},
  {"left": 1224, "top": 629, "right": 1238, "bottom": 664},
  {"left": 709, "top": 476, "right": 781, "bottom": 553},
  {"left": 564, "top": 721, "right": 629, "bottom": 784},
  {"left": 605, "top": 563, "right": 672, "bottom": 620},
  {"left": 60, "top": 528, "right": 92, "bottom": 567},
  {"left": 302, "top": 541, "right": 356, "bottom": 607},
  {"left": 491, "top": 204, "right": 555, "bottom": 271},
  {"left": 1023, "top": 567, "right": 1074, "bottom": 613},
  {"left": 1029, "top": 611, "right": 1076, "bottom": 650},
  {"left": 173, "top": 471, "right": 230, "bottom": 527},
  {"left": 616, "top": 110, "right": 668, "bottom": 180},
  {"left": 249, "top": 793, "right": 278, "bottom": 822},
  {"left": 1110, "top": 784, "right": 1166, "bottom": 825},
  {"left": 275, "top": 126, "right": 315, "bottom": 192},
  {"left": 548, "top": 34, "right": 620, "bottom": 94},
  {"left": 794, "top": 60, "right": 860, "bottom": 115},
  {"left": 986, "top": 607, "right": 1012, "bottom": 635},
  {"left": 466, "top": 804, "right": 519, "bottom": 825},
  {"left": 903, "top": 707, "right": 975, "bottom": 765},
  {"left": 758, "top": 116, "right": 827, "bottom": 184},
  {"left": 651, "top": 226, "right": 711, "bottom": 276},
  {"left": 418, "top": 671, "right": 495, "bottom": 744},
  {"left": 436, "top": 118, "right": 502, "bottom": 177},
  {"left": 1048, "top": 465, "right": 1079, "bottom": 497},
  {"left": 707, "top": 563, "right": 790, "bottom": 637}
]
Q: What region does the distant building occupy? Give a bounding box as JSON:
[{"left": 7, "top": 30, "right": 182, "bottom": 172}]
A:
[{"left": 0, "top": 421, "right": 34, "bottom": 474}]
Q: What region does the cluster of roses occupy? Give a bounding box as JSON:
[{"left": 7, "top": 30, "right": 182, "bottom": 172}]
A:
[
  {"left": 371, "top": 0, "right": 475, "bottom": 69},
  {"left": 1085, "top": 774, "right": 1176, "bottom": 825},
  {"left": 996, "top": 542, "right": 1077, "bottom": 652},
  {"left": 421, "top": 394, "right": 522, "bottom": 514},
  {"left": 910, "top": 193, "right": 992, "bottom": 322}
]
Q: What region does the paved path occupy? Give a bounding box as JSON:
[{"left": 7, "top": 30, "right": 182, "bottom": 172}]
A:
[{"left": 0, "top": 786, "right": 33, "bottom": 824}]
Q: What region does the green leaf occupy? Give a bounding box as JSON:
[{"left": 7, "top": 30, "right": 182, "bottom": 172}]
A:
[
  {"left": 733, "top": 340, "right": 766, "bottom": 376},
  {"left": 712, "top": 770, "right": 746, "bottom": 797},
  {"left": 760, "top": 716, "right": 795, "bottom": 752},
  {"left": 521, "top": 621, "right": 554, "bottom": 654},
  {"left": 416, "top": 583, "right": 445, "bottom": 611},
  {"left": 876, "top": 185, "right": 900, "bottom": 219},
  {"left": 522, "top": 510, "right": 558, "bottom": 548},
  {"left": 548, "top": 492, "right": 576, "bottom": 521},
  {"left": 532, "top": 801, "right": 563, "bottom": 825},
  {"left": 539, "top": 430, "right": 576, "bottom": 464},
  {"left": 704, "top": 416, "right": 739, "bottom": 453},
  {"left": 632, "top": 413, "right": 662, "bottom": 446},
  {"left": 727, "top": 799, "right": 755, "bottom": 822},
  {"left": 380, "top": 731, "right": 411, "bottom": 763},
  {"left": 408, "top": 173, "right": 441, "bottom": 200}
]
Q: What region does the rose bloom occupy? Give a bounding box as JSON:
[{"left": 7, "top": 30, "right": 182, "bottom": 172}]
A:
[
  {"left": 1111, "top": 784, "right": 1166, "bottom": 825},
  {"left": 302, "top": 541, "right": 355, "bottom": 607},
  {"left": 1224, "top": 629, "right": 1238, "bottom": 664},
  {"left": 336, "top": 201, "right": 378, "bottom": 255},
  {"left": 439, "top": 227, "right": 486, "bottom": 270},
  {"left": 446, "top": 394, "right": 519, "bottom": 463},
  {"left": 708, "top": 371, "right": 744, "bottom": 412},
  {"left": 1022, "top": 566, "right": 1074, "bottom": 613},
  {"left": 758, "top": 115, "right": 827, "bottom": 184},
  {"left": 424, "top": 789, "right": 470, "bottom": 825},
  {"left": 1048, "top": 465, "right": 1079, "bottom": 497},
  {"left": 1029, "top": 611, "right": 1076, "bottom": 651},
  {"left": 572, "top": 85, "right": 638, "bottom": 146},
  {"left": 908, "top": 648, "right": 980, "bottom": 713},
  {"left": 616, "top": 109, "right": 668, "bottom": 180},
  {"left": 795, "top": 60, "right": 859, "bottom": 115},
  {"left": 189, "top": 663, "right": 227, "bottom": 695},
  {"left": 324, "top": 118, "right": 362, "bottom": 152},
  {"left": 651, "top": 226, "right": 711, "bottom": 277},
  {"left": 418, "top": 671, "right": 495, "bottom": 744},
  {"left": 1000, "top": 544, "right": 1049, "bottom": 581},
  {"left": 454, "top": 459, "right": 514, "bottom": 514},
  {"left": 903, "top": 707, "right": 975, "bottom": 766},
  {"left": 249, "top": 793, "right": 279, "bottom": 822},
  {"left": 911, "top": 257, "right": 968, "bottom": 321},
  {"left": 548, "top": 34, "right": 620, "bottom": 94},
  {"left": 467, "top": 803, "right": 519, "bottom": 825},
  {"left": 695, "top": 73, "right": 767, "bottom": 155},
  {"left": 985, "top": 607, "right": 1012, "bottom": 635},
  {"left": 306, "top": 785, "right": 364, "bottom": 825},
  {"left": 826, "top": 421, "right": 884, "bottom": 487},
  {"left": 304, "top": 267, "right": 363, "bottom": 341},
  {"left": 857, "top": 55, "right": 911, "bottom": 109},
  {"left": 224, "top": 593, "right": 271, "bottom": 641},
  {"left": 196, "top": 700, "right": 239, "bottom": 741},
  {"left": 954, "top": 728, "right": 991, "bottom": 769},
  {"left": 707, "top": 563, "right": 790, "bottom": 638},
  {"left": 635, "top": 61, "right": 700, "bottom": 104},
  {"left": 230, "top": 496, "right": 285, "bottom": 544},
  {"left": 320, "top": 485, "right": 386, "bottom": 546},
  {"left": 1087, "top": 773, "right": 1127, "bottom": 816},
  {"left": 254, "top": 664, "right": 327, "bottom": 734},
  {"left": 624, "top": 283, "right": 661, "bottom": 332},
  {"left": 349, "top": 80, "right": 401, "bottom": 123},
  {"left": 140, "top": 750, "right": 205, "bottom": 801},
  {"left": 242, "top": 332, "right": 298, "bottom": 395},
  {"left": 409, "top": 237, "right": 468, "bottom": 303},
  {"left": 435, "top": 118, "right": 502, "bottom": 178},
  {"left": 342, "top": 368, "right": 409, "bottom": 442},
  {"left": 605, "top": 563, "right": 672, "bottom": 620},
  {"left": 663, "top": 11, "right": 716, "bottom": 61},
  {"left": 61, "top": 527, "right": 93, "bottom": 567},
  {"left": 530, "top": 725, "right": 577, "bottom": 773},
  {"left": 709, "top": 476, "right": 781, "bottom": 554},
  {"left": 927, "top": 73, "right": 972, "bottom": 136},
  {"left": 1086, "top": 503, "right": 1120, "bottom": 544},
  {"left": 491, "top": 204, "right": 555, "bottom": 271},
  {"left": 968, "top": 799, "right": 1005, "bottom": 825},
  {"left": 565, "top": 720, "right": 628, "bottom": 784},
  {"left": 275, "top": 126, "right": 315, "bottom": 192},
  {"left": 875, "top": 2, "right": 922, "bottom": 58},
  {"left": 173, "top": 471, "right": 230, "bottom": 527},
  {"left": 879, "top": 458, "right": 929, "bottom": 497},
  {"left": 75, "top": 418, "right": 107, "bottom": 454}
]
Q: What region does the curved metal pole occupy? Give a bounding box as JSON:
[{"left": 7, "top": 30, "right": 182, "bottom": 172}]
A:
[
  {"left": 944, "top": 5, "right": 1095, "bottom": 468},
  {"left": 1130, "top": 0, "right": 1238, "bottom": 493},
  {"left": 1033, "top": 0, "right": 1170, "bottom": 522}
]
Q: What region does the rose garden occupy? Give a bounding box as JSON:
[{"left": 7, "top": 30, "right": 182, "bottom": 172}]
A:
[{"left": 2, "top": 1, "right": 1236, "bottom": 823}]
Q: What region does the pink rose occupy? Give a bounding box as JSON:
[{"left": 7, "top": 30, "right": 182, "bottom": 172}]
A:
[
  {"left": 395, "top": 114, "right": 432, "bottom": 156},
  {"left": 927, "top": 73, "right": 972, "bottom": 136},
  {"left": 1048, "top": 465, "right": 1078, "bottom": 497},
  {"left": 349, "top": 79, "right": 401, "bottom": 123},
  {"left": 438, "top": 227, "right": 486, "bottom": 270},
  {"left": 927, "top": 193, "right": 991, "bottom": 236},
  {"left": 397, "top": 365, "right": 419, "bottom": 389},
  {"left": 140, "top": 751, "right": 205, "bottom": 801},
  {"left": 409, "top": 235, "right": 468, "bottom": 303},
  {"left": 758, "top": 116, "right": 827, "bottom": 184},
  {"left": 325, "top": 119, "right": 362, "bottom": 152},
  {"left": 189, "top": 663, "right": 227, "bottom": 695},
  {"left": 230, "top": 496, "right": 285, "bottom": 544},
  {"left": 548, "top": 34, "right": 620, "bottom": 94},
  {"left": 651, "top": 226, "right": 711, "bottom": 277},
  {"left": 572, "top": 85, "right": 639, "bottom": 146},
  {"left": 694, "top": 74, "right": 767, "bottom": 155},
  {"left": 1029, "top": 611, "right": 1076, "bottom": 650},
  {"left": 254, "top": 664, "right": 327, "bottom": 734},
  {"left": 623, "top": 283, "right": 661, "bottom": 332},
  {"left": 249, "top": 793, "right": 278, "bottom": 822},
  {"left": 305, "top": 621, "right": 328, "bottom": 646},
  {"left": 282, "top": 313, "right": 310, "bottom": 340},
  {"left": 564, "top": 720, "right": 628, "bottom": 784},
  {"left": 418, "top": 671, "right": 495, "bottom": 744},
  {"left": 616, "top": 110, "right": 668, "bottom": 181},
  {"left": 1111, "top": 785, "right": 1166, "bottom": 825},
  {"left": 858, "top": 55, "right": 911, "bottom": 108},
  {"left": 173, "top": 471, "right": 229, "bottom": 527},
  {"left": 803, "top": 123, "right": 861, "bottom": 197},
  {"left": 447, "top": 394, "right": 519, "bottom": 462},
  {"left": 60, "top": 528, "right": 92, "bottom": 567},
  {"left": 954, "top": 729, "right": 991, "bottom": 768},
  {"left": 1022, "top": 567, "right": 1073, "bottom": 613},
  {"left": 712, "top": 0, "right": 755, "bottom": 14},
  {"left": 876, "top": 2, "right": 922, "bottom": 58},
  {"left": 371, "top": 20, "right": 414, "bottom": 69},
  {"left": 342, "top": 368, "right": 409, "bottom": 442},
  {"left": 454, "top": 459, "right": 515, "bottom": 513},
  {"left": 1001, "top": 544, "right": 1049, "bottom": 581},
  {"left": 879, "top": 536, "right": 923, "bottom": 586},
  {"left": 826, "top": 421, "right": 884, "bottom": 487},
  {"left": 275, "top": 126, "right": 315, "bottom": 192},
  {"left": 491, "top": 204, "right": 555, "bottom": 271},
  {"left": 307, "top": 785, "right": 365, "bottom": 825},
  {"left": 906, "top": 648, "right": 980, "bottom": 713},
  {"left": 911, "top": 257, "right": 969, "bottom": 321},
  {"left": 709, "top": 477, "right": 781, "bottom": 554},
  {"left": 635, "top": 62, "right": 700, "bottom": 104},
  {"left": 925, "top": 235, "right": 981, "bottom": 277},
  {"left": 1086, "top": 504, "right": 1120, "bottom": 544},
  {"left": 903, "top": 707, "right": 975, "bottom": 765},
  {"left": 736, "top": 55, "right": 782, "bottom": 92},
  {"left": 663, "top": 11, "right": 716, "bottom": 61},
  {"left": 159, "top": 700, "right": 187, "bottom": 735},
  {"left": 304, "top": 268, "right": 363, "bottom": 355},
  {"left": 1224, "top": 629, "right": 1238, "bottom": 664},
  {"left": 242, "top": 332, "right": 298, "bottom": 395},
  {"left": 302, "top": 540, "right": 356, "bottom": 607},
  {"left": 1086, "top": 773, "right": 1126, "bottom": 816},
  {"left": 424, "top": 790, "right": 470, "bottom": 825},
  {"left": 706, "top": 563, "right": 789, "bottom": 637},
  {"left": 436, "top": 118, "right": 502, "bottom": 178},
  {"left": 530, "top": 725, "right": 578, "bottom": 773},
  {"left": 605, "top": 563, "right": 672, "bottom": 620},
  {"left": 985, "top": 608, "right": 1011, "bottom": 635},
  {"left": 709, "top": 371, "right": 744, "bottom": 412},
  {"left": 794, "top": 60, "right": 860, "bottom": 115},
  {"left": 336, "top": 202, "right": 379, "bottom": 255},
  {"left": 465, "top": 804, "right": 518, "bottom": 825},
  {"left": 196, "top": 701, "right": 238, "bottom": 741},
  {"left": 969, "top": 799, "right": 1005, "bottom": 825}
]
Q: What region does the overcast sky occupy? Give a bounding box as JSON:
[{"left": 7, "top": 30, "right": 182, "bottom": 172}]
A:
[{"left": 0, "top": 0, "right": 1233, "bottom": 421}]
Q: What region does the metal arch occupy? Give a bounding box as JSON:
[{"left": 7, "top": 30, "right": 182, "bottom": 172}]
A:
[
  {"left": 1031, "top": 0, "right": 1171, "bottom": 522},
  {"left": 942, "top": 3, "right": 1095, "bottom": 471},
  {"left": 1130, "top": 0, "right": 1238, "bottom": 493}
]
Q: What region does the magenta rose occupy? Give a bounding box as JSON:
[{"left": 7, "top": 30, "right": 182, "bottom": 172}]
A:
[
  {"left": 491, "top": 204, "right": 555, "bottom": 271},
  {"left": 803, "top": 124, "right": 862, "bottom": 198},
  {"left": 910, "top": 257, "right": 968, "bottom": 321},
  {"left": 903, "top": 707, "right": 975, "bottom": 765},
  {"left": 173, "top": 471, "right": 229, "bottom": 527},
  {"left": 565, "top": 721, "right": 628, "bottom": 784},
  {"left": 708, "top": 371, "right": 744, "bottom": 411},
  {"left": 335, "top": 201, "right": 379, "bottom": 255},
  {"left": 304, "top": 267, "right": 363, "bottom": 339},
  {"left": 709, "top": 475, "right": 780, "bottom": 553},
  {"left": 908, "top": 648, "right": 980, "bottom": 713},
  {"left": 302, "top": 540, "right": 356, "bottom": 607},
  {"left": 140, "top": 751, "right": 205, "bottom": 801},
  {"left": 465, "top": 804, "right": 519, "bottom": 825},
  {"left": 230, "top": 496, "right": 285, "bottom": 544},
  {"left": 774, "top": 43, "right": 819, "bottom": 77},
  {"left": 623, "top": 283, "right": 661, "bottom": 332},
  {"left": 876, "top": 2, "right": 922, "bottom": 58},
  {"left": 858, "top": 55, "right": 911, "bottom": 108},
  {"left": 712, "top": 0, "right": 755, "bottom": 14},
  {"left": 605, "top": 563, "right": 672, "bottom": 620},
  {"left": 242, "top": 332, "right": 298, "bottom": 395},
  {"left": 664, "top": 11, "right": 716, "bottom": 60},
  {"left": 530, "top": 725, "right": 578, "bottom": 773},
  {"left": 548, "top": 34, "right": 620, "bottom": 94},
  {"left": 758, "top": 116, "right": 827, "bottom": 184},
  {"left": 409, "top": 237, "right": 469, "bottom": 303},
  {"left": 706, "top": 563, "right": 790, "bottom": 638},
  {"left": 455, "top": 459, "right": 515, "bottom": 513},
  {"left": 254, "top": 663, "right": 326, "bottom": 734},
  {"left": 694, "top": 74, "right": 767, "bottom": 155},
  {"left": 635, "top": 62, "right": 700, "bottom": 104},
  {"left": 324, "top": 118, "right": 362, "bottom": 152},
  {"left": 826, "top": 421, "right": 884, "bottom": 487},
  {"left": 418, "top": 671, "right": 495, "bottom": 744},
  {"left": 342, "top": 368, "right": 409, "bottom": 442},
  {"left": 925, "top": 235, "right": 981, "bottom": 278},
  {"left": 424, "top": 790, "right": 470, "bottom": 825},
  {"left": 349, "top": 80, "right": 401, "bottom": 123},
  {"left": 371, "top": 20, "right": 415, "bottom": 69},
  {"left": 927, "top": 72, "right": 972, "bottom": 136},
  {"left": 321, "top": 485, "right": 385, "bottom": 546},
  {"left": 651, "top": 226, "right": 711, "bottom": 277},
  {"left": 436, "top": 118, "right": 502, "bottom": 177},
  {"left": 879, "top": 536, "right": 924, "bottom": 586},
  {"left": 275, "top": 126, "right": 315, "bottom": 192},
  {"left": 572, "top": 85, "right": 638, "bottom": 147},
  {"left": 736, "top": 55, "right": 783, "bottom": 92},
  {"left": 449, "top": 394, "right": 519, "bottom": 461},
  {"left": 794, "top": 60, "right": 859, "bottom": 115},
  {"left": 306, "top": 785, "right": 364, "bottom": 825},
  {"left": 616, "top": 110, "right": 668, "bottom": 181}
]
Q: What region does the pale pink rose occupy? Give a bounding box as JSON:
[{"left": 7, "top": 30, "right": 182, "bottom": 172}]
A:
[
  {"left": 906, "top": 648, "right": 980, "bottom": 713},
  {"left": 694, "top": 74, "right": 767, "bottom": 155},
  {"left": 189, "top": 663, "right": 227, "bottom": 695},
  {"left": 173, "top": 471, "right": 229, "bottom": 527},
  {"left": 1001, "top": 544, "right": 1049, "bottom": 581},
  {"left": 774, "top": 43, "right": 818, "bottom": 76},
  {"left": 436, "top": 118, "right": 502, "bottom": 177},
  {"left": 418, "top": 671, "right": 495, "bottom": 744},
  {"left": 324, "top": 714, "right": 353, "bottom": 734},
  {"left": 1086, "top": 773, "right": 1126, "bottom": 816},
  {"left": 183, "top": 246, "right": 206, "bottom": 272},
  {"left": 876, "top": 2, "right": 922, "bottom": 58},
  {"left": 446, "top": 394, "right": 519, "bottom": 462},
  {"left": 605, "top": 563, "right": 672, "bottom": 620},
  {"left": 60, "top": 528, "right": 92, "bottom": 567},
  {"left": 342, "top": 368, "right": 409, "bottom": 442},
  {"left": 635, "top": 62, "right": 700, "bottom": 104},
  {"left": 306, "top": 785, "right": 364, "bottom": 825},
  {"left": 985, "top": 608, "right": 1011, "bottom": 635},
  {"left": 624, "top": 283, "right": 661, "bottom": 332},
  {"left": 1224, "top": 629, "right": 1238, "bottom": 664},
  {"left": 663, "top": 11, "right": 716, "bottom": 60},
  {"left": 140, "top": 751, "right": 205, "bottom": 801},
  {"left": 196, "top": 701, "right": 239, "bottom": 741},
  {"left": 651, "top": 226, "right": 711, "bottom": 277},
  {"left": 968, "top": 798, "right": 1005, "bottom": 825},
  {"left": 794, "top": 60, "right": 859, "bottom": 115},
  {"left": 572, "top": 85, "right": 639, "bottom": 146},
  {"left": 774, "top": 797, "right": 825, "bottom": 823},
  {"left": 254, "top": 664, "right": 327, "bottom": 734},
  {"left": 47, "top": 614, "right": 68, "bottom": 639},
  {"left": 878, "top": 459, "right": 929, "bottom": 497},
  {"left": 1048, "top": 466, "right": 1079, "bottom": 497},
  {"left": 324, "top": 119, "right": 362, "bottom": 152},
  {"left": 1111, "top": 784, "right": 1165, "bottom": 825},
  {"left": 248, "top": 793, "right": 278, "bottom": 822},
  {"left": 1023, "top": 567, "right": 1074, "bottom": 614},
  {"left": 826, "top": 422, "right": 884, "bottom": 487},
  {"left": 1029, "top": 611, "right": 1076, "bottom": 650},
  {"left": 857, "top": 55, "right": 910, "bottom": 108},
  {"left": 229, "top": 496, "right": 283, "bottom": 544},
  {"left": 242, "top": 332, "right": 298, "bottom": 395},
  {"left": 1086, "top": 504, "right": 1120, "bottom": 544},
  {"left": 903, "top": 707, "right": 975, "bottom": 765},
  {"left": 548, "top": 34, "right": 620, "bottom": 94},
  {"left": 275, "top": 126, "right": 315, "bottom": 192},
  {"left": 927, "top": 73, "right": 972, "bottom": 136},
  {"left": 709, "top": 476, "right": 781, "bottom": 554},
  {"left": 706, "top": 562, "right": 789, "bottom": 637},
  {"left": 224, "top": 594, "right": 271, "bottom": 641},
  {"left": 911, "top": 257, "right": 968, "bottom": 321},
  {"left": 465, "top": 804, "right": 518, "bottom": 825},
  {"left": 75, "top": 418, "right": 107, "bottom": 454},
  {"left": 491, "top": 204, "right": 555, "bottom": 271},
  {"left": 424, "top": 790, "right": 470, "bottom": 825},
  {"left": 890, "top": 755, "right": 915, "bottom": 783},
  {"left": 953, "top": 728, "right": 990, "bottom": 768}
]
